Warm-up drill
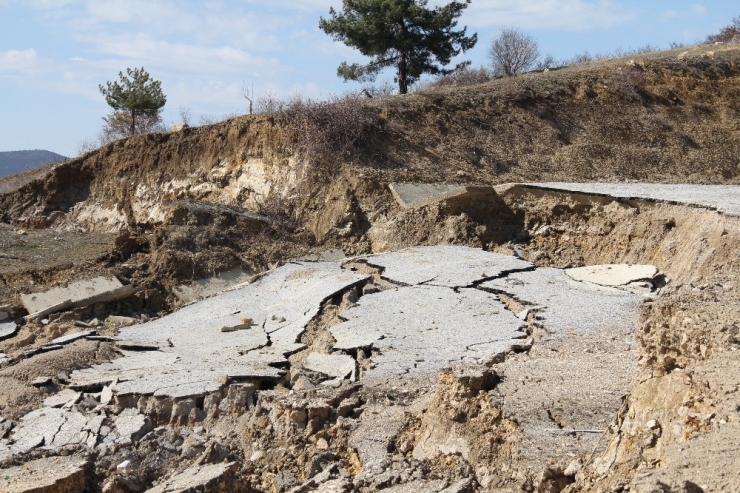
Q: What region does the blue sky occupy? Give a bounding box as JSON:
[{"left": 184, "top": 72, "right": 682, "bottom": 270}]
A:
[{"left": 0, "top": 0, "right": 736, "bottom": 157}]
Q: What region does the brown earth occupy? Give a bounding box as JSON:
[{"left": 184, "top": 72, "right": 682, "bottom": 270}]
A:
[{"left": 0, "top": 44, "right": 739, "bottom": 492}]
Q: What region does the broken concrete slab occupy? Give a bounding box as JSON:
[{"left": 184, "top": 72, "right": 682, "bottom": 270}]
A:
[
  {"left": 389, "top": 182, "right": 495, "bottom": 209},
  {"left": 0, "top": 319, "right": 18, "bottom": 340},
  {"left": 21, "top": 276, "right": 134, "bottom": 318},
  {"left": 361, "top": 245, "right": 533, "bottom": 288},
  {"left": 564, "top": 264, "right": 658, "bottom": 287},
  {"left": 45, "top": 330, "right": 97, "bottom": 347},
  {"left": 146, "top": 461, "right": 238, "bottom": 493},
  {"left": 3, "top": 408, "right": 95, "bottom": 460},
  {"left": 332, "top": 285, "right": 525, "bottom": 378},
  {"left": 43, "top": 389, "right": 82, "bottom": 408},
  {"left": 304, "top": 353, "right": 356, "bottom": 379},
  {"left": 480, "top": 267, "right": 644, "bottom": 335},
  {"left": 114, "top": 408, "right": 150, "bottom": 445},
  {"left": 71, "top": 262, "right": 369, "bottom": 400},
  {"left": 0, "top": 456, "right": 88, "bottom": 493},
  {"left": 521, "top": 182, "right": 740, "bottom": 216}
]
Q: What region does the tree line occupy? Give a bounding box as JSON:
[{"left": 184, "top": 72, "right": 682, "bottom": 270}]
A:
[{"left": 95, "top": 2, "right": 740, "bottom": 144}]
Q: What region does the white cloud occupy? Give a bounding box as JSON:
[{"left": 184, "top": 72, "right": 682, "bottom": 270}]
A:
[
  {"left": 0, "top": 49, "right": 41, "bottom": 72},
  {"left": 464, "top": 0, "right": 636, "bottom": 31}
]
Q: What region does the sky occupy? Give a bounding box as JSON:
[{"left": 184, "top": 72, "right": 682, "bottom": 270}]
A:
[{"left": 0, "top": 0, "right": 736, "bottom": 157}]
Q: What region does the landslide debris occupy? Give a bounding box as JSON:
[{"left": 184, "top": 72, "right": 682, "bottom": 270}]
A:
[{"left": 1, "top": 44, "right": 740, "bottom": 492}]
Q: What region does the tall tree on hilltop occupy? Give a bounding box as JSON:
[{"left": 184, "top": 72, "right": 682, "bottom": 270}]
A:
[
  {"left": 319, "top": 0, "right": 477, "bottom": 94},
  {"left": 99, "top": 67, "right": 167, "bottom": 138}
]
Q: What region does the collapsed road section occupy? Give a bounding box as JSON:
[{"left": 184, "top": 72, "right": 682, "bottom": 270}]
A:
[{"left": 0, "top": 245, "right": 657, "bottom": 492}]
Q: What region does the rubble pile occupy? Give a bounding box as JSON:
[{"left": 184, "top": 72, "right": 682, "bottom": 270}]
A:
[{"left": 0, "top": 245, "right": 656, "bottom": 492}]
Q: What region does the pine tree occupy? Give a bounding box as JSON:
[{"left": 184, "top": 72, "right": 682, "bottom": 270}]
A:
[
  {"left": 99, "top": 68, "right": 167, "bottom": 137},
  {"left": 319, "top": 0, "right": 477, "bottom": 94}
]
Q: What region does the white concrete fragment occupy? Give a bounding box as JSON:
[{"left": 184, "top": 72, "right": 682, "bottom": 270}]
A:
[
  {"left": 304, "top": 352, "right": 356, "bottom": 379},
  {"left": 114, "top": 408, "right": 150, "bottom": 445},
  {"left": 43, "top": 389, "right": 81, "bottom": 408},
  {"left": 389, "top": 182, "right": 495, "bottom": 209},
  {"left": 362, "top": 245, "right": 532, "bottom": 288},
  {"left": 0, "top": 320, "right": 17, "bottom": 341},
  {"left": 45, "top": 330, "right": 97, "bottom": 347},
  {"left": 565, "top": 264, "right": 657, "bottom": 287},
  {"left": 21, "top": 276, "right": 134, "bottom": 317},
  {"left": 146, "top": 461, "right": 238, "bottom": 493}
]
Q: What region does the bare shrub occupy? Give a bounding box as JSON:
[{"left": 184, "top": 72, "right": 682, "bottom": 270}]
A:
[
  {"left": 361, "top": 80, "right": 396, "bottom": 98},
  {"left": 278, "top": 92, "right": 379, "bottom": 176},
  {"left": 424, "top": 66, "right": 493, "bottom": 89},
  {"left": 706, "top": 16, "right": 740, "bottom": 44},
  {"left": 488, "top": 28, "right": 540, "bottom": 76},
  {"left": 608, "top": 65, "right": 647, "bottom": 100}
]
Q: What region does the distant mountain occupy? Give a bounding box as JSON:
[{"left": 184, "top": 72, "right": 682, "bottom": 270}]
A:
[{"left": 0, "top": 150, "right": 67, "bottom": 178}]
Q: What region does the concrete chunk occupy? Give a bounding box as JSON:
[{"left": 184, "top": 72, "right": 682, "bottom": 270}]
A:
[
  {"left": 21, "top": 276, "right": 134, "bottom": 317},
  {"left": 43, "top": 389, "right": 82, "bottom": 408},
  {"left": 304, "top": 353, "right": 356, "bottom": 379},
  {"left": 45, "top": 330, "right": 97, "bottom": 347},
  {"left": 389, "top": 182, "right": 495, "bottom": 209},
  {"left": 146, "top": 461, "right": 238, "bottom": 493},
  {"left": 565, "top": 264, "right": 658, "bottom": 287},
  {"left": 0, "top": 320, "right": 18, "bottom": 341},
  {"left": 114, "top": 408, "right": 150, "bottom": 445},
  {"left": 0, "top": 456, "right": 88, "bottom": 493}
]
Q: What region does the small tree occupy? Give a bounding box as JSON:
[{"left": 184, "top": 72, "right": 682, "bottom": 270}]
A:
[
  {"left": 319, "top": 0, "right": 477, "bottom": 94},
  {"left": 99, "top": 67, "right": 167, "bottom": 137},
  {"left": 488, "top": 28, "right": 540, "bottom": 76}
]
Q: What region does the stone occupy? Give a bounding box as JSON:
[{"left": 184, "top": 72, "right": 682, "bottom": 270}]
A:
[
  {"left": 146, "top": 461, "right": 238, "bottom": 493},
  {"left": 70, "top": 262, "right": 368, "bottom": 400},
  {"left": 114, "top": 409, "right": 150, "bottom": 445},
  {"left": 304, "top": 353, "right": 356, "bottom": 379},
  {"left": 389, "top": 182, "right": 495, "bottom": 209},
  {"left": 32, "top": 376, "right": 53, "bottom": 387},
  {"left": 116, "top": 460, "right": 133, "bottom": 475},
  {"left": 565, "top": 264, "right": 658, "bottom": 287},
  {"left": 21, "top": 277, "right": 134, "bottom": 318},
  {"left": 0, "top": 320, "right": 18, "bottom": 341},
  {"left": 0, "top": 456, "right": 88, "bottom": 493},
  {"left": 361, "top": 245, "right": 532, "bottom": 288},
  {"left": 171, "top": 123, "right": 189, "bottom": 132},
  {"left": 43, "top": 389, "right": 82, "bottom": 408}
]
